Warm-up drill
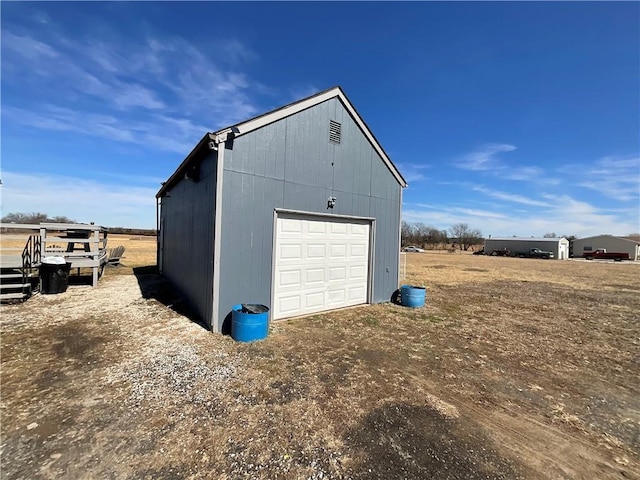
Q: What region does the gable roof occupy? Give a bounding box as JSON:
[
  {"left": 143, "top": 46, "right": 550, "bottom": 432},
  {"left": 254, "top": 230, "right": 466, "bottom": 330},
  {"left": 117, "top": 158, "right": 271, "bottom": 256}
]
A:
[
  {"left": 157, "top": 86, "right": 407, "bottom": 198},
  {"left": 576, "top": 234, "right": 640, "bottom": 245}
]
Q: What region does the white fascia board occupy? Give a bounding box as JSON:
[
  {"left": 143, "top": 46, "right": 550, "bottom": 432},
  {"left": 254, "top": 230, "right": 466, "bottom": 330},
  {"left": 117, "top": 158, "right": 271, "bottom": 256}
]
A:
[{"left": 219, "top": 88, "right": 408, "bottom": 188}]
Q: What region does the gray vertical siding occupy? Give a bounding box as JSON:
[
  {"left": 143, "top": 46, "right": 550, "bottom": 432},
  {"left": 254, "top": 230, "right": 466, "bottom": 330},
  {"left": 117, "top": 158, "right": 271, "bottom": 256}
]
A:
[
  {"left": 160, "top": 151, "right": 217, "bottom": 328},
  {"left": 217, "top": 98, "right": 401, "bottom": 331}
]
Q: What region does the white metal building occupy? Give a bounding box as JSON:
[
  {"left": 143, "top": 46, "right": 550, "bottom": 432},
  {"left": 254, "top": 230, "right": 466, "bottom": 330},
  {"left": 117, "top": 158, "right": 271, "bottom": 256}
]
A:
[
  {"left": 571, "top": 235, "right": 640, "bottom": 260},
  {"left": 484, "top": 237, "right": 570, "bottom": 259}
]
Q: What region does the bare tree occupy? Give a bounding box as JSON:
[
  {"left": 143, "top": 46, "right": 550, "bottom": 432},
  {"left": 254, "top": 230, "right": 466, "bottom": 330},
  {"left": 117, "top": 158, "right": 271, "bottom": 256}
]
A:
[
  {"left": 449, "top": 223, "right": 483, "bottom": 251},
  {"left": 543, "top": 232, "right": 557, "bottom": 238},
  {"left": 403, "top": 221, "right": 484, "bottom": 251},
  {"left": 439, "top": 229, "right": 449, "bottom": 248},
  {"left": 423, "top": 226, "right": 440, "bottom": 250},
  {"left": 401, "top": 221, "right": 414, "bottom": 247},
  {"left": 468, "top": 228, "right": 483, "bottom": 250}
]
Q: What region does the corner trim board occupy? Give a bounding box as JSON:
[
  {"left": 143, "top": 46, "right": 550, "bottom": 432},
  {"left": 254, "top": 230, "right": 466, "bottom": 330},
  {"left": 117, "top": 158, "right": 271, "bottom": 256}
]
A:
[{"left": 211, "top": 146, "right": 225, "bottom": 332}]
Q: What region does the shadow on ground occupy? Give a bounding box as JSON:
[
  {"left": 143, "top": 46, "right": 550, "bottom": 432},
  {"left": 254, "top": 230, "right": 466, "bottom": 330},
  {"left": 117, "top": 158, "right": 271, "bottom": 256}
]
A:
[
  {"left": 67, "top": 275, "right": 94, "bottom": 286},
  {"left": 132, "top": 265, "right": 208, "bottom": 331},
  {"left": 344, "top": 403, "right": 526, "bottom": 479}
]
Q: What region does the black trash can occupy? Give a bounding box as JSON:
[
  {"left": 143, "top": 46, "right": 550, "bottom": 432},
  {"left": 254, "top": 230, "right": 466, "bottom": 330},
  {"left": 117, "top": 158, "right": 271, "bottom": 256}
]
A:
[{"left": 40, "top": 257, "right": 72, "bottom": 294}]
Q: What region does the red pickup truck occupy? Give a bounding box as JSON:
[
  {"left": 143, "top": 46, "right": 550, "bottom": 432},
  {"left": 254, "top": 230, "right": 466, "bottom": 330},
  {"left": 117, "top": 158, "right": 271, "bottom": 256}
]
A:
[{"left": 583, "top": 249, "right": 630, "bottom": 261}]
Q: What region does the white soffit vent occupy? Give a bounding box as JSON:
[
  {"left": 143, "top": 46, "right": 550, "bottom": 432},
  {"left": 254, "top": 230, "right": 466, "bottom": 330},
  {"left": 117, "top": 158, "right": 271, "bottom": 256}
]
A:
[{"left": 329, "top": 120, "right": 341, "bottom": 144}]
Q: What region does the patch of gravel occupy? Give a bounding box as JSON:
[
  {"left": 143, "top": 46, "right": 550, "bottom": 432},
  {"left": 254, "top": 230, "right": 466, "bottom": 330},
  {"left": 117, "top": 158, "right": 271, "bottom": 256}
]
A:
[
  {"left": 225, "top": 437, "right": 345, "bottom": 480},
  {"left": 103, "top": 338, "right": 244, "bottom": 409},
  {"left": 1, "top": 276, "right": 147, "bottom": 332}
]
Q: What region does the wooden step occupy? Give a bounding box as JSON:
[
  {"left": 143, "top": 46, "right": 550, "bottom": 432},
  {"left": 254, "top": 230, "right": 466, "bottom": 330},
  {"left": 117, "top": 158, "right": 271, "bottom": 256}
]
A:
[
  {"left": 1, "top": 283, "right": 32, "bottom": 289},
  {"left": 0, "top": 273, "right": 38, "bottom": 283},
  {"left": 0, "top": 292, "right": 28, "bottom": 301},
  {"left": 0, "top": 273, "right": 25, "bottom": 280}
]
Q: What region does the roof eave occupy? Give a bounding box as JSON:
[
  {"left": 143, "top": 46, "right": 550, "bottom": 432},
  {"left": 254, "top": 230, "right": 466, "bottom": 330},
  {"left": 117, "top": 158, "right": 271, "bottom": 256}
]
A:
[{"left": 156, "top": 133, "right": 215, "bottom": 198}]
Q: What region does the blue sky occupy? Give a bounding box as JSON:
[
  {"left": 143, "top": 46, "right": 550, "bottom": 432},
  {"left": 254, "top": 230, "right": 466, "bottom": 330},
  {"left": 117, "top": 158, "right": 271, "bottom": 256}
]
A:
[{"left": 2, "top": 2, "right": 638, "bottom": 237}]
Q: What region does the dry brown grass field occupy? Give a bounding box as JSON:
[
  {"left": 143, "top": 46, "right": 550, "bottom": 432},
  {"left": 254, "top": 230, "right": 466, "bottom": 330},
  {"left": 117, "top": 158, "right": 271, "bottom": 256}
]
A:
[{"left": 1, "top": 242, "right": 638, "bottom": 479}]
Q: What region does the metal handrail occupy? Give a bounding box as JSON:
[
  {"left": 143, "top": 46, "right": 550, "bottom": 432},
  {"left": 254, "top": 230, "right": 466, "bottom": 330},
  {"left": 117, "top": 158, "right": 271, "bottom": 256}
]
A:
[
  {"left": 19, "top": 235, "right": 41, "bottom": 294},
  {"left": 21, "top": 237, "right": 32, "bottom": 290},
  {"left": 34, "top": 235, "right": 41, "bottom": 265}
]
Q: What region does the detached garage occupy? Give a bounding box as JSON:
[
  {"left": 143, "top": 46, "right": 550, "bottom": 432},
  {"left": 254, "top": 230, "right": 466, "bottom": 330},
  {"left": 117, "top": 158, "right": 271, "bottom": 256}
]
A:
[
  {"left": 484, "top": 237, "right": 570, "bottom": 259},
  {"left": 157, "top": 87, "right": 407, "bottom": 332},
  {"left": 571, "top": 235, "right": 640, "bottom": 260}
]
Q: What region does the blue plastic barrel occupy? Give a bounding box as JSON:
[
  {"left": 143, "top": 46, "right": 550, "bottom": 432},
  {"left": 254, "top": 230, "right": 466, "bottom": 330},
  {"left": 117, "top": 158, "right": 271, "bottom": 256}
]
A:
[
  {"left": 400, "top": 285, "right": 426, "bottom": 308},
  {"left": 231, "top": 304, "right": 270, "bottom": 342}
]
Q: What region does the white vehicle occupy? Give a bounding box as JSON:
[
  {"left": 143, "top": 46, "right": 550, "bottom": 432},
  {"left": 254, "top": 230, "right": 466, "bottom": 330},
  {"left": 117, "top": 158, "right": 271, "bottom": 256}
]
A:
[{"left": 402, "top": 246, "right": 425, "bottom": 253}]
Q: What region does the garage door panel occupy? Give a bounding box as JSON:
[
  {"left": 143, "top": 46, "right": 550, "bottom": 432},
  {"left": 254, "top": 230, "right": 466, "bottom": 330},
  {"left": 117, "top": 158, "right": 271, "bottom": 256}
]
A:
[
  {"left": 328, "top": 288, "right": 346, "bottom": 304},
  {"left": 278, "top": 295, "right": 301, "bottom": 314},
  {"left": 330, "top": 244, "right": 347, "bottom": 259},
  {"left": 349, "top": 286, "right": 366, "bottom": 300},
  {"left": 349, "top": 264, "right": 366, "bottom": 280},
  {"left": 307, "top": 221, "right": 327, "bottom": 234},
  {"left": 350, "top": 244, "right": 367, "bottom": 257},
  {"left": 273, "top": 215, "right": 370, "bottom": 320},
  {"left": 280, "top": 244, "right": 302, "bottom": 260},
  {"left": 279, "top": 269, "right": 301, "bottom": 287},
  {"left": 330, "top": 223, "right": 348, "bottom": 235},
  {"left": 307, "top": 244, "right": 326, "bottom": 258},
  {"left": 351, "top": 224, "right": 368, "bottom": 236},
  {"left": 306, "top": 267, "right": 325, "bottom": 284},
  {"left": 305, "top": 291, "right": 325, "bottom": 308},
  {"left": 329, "top": 266, "right": 346, "bottom": 281},
  {"left": 280, "top": 219, "right": 303, "bottom": 233}
]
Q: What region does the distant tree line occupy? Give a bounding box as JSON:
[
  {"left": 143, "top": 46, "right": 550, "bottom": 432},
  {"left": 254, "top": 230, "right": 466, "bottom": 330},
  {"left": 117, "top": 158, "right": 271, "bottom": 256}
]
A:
[
  {"left": 1, "top": 211, "right": 75, "bottom": 224},
  {"left": 402, "top": 221, "right": 483, "bottom": 251},
  {"left": 1, "top": 212, "right": 156, "bottom": 236},
  {"left": 107, "top": 227, "right": 156, "bottom": 236}
]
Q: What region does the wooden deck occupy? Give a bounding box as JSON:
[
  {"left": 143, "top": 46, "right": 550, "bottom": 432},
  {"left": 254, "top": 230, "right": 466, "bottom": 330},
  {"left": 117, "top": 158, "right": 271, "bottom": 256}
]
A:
[
  {"left": 0, "top": 223, "right": 108, "bottom": 300},
  {"left": 40, "top": 224, "right": 108, "bottom": 287}
]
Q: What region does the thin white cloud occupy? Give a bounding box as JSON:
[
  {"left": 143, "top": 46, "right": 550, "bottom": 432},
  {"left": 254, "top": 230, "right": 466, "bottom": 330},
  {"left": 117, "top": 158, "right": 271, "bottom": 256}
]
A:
[
  {"left": 1, "top": 171, "right": 157, "bottom": 228},
  {"left": 289, "top": 85, "right": 321, "bottom": 102},
  {"left": 112, "top": 84, "right": 166, "bottom": 110},
  {"left": 31, "top": 10, "right": 52, "bottom": 25},
  {"left": 406, "top": 203, "right": 506, "bottom": 219},
  {"left": 3, "top": 106, "right": 208, "bottom": 154},
  {"left": 455, "top": 208, "right": 506, "bottom": 219},
  {"left": 1, "top": 20, "right": 263, "bottom": 153},
  {"left": 396, "top": 162, "right": 430, "bottom": 183},
  {"left": 471, "top": 185, "right": 551, "bottom": 207},
  {"left": 576, "top": 156, "right": 640, "bottom": 202},
  {"left": 501, "top": 166, "right": 542, "bottom": 180},
  {"left": 455, "top": 144, "right": 562, "bottom": 186},
  {"left": 457, "top": 143, "right": 517, "bottom": 171},
  {"left": 1, "top": 31, "right": 59, "bottom": 60}
]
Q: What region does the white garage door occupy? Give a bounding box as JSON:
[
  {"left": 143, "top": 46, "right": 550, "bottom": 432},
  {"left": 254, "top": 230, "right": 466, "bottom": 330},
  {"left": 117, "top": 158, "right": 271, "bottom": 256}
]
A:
[{"left": 273, "top": 214, "right": 371, "bottom": 320}]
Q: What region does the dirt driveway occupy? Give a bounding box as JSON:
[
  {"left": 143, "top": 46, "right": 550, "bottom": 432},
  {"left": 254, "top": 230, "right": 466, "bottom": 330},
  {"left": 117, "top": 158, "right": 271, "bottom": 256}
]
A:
[{"left": 1, "top": 253, "right": 639, "bottom": 479}]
